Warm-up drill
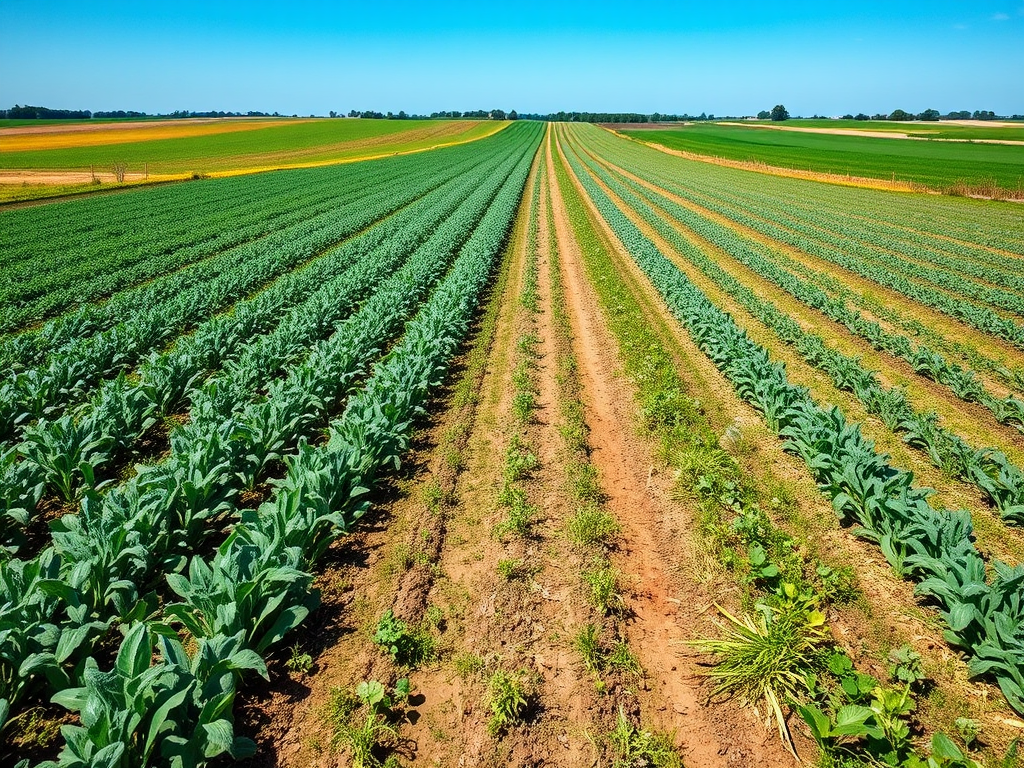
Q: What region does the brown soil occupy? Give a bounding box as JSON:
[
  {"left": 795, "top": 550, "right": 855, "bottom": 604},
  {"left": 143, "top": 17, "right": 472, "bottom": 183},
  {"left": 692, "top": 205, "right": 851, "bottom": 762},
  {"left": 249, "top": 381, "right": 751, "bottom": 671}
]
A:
[{"left": 550, "top": 127, "right": 803, "bottom": 766}]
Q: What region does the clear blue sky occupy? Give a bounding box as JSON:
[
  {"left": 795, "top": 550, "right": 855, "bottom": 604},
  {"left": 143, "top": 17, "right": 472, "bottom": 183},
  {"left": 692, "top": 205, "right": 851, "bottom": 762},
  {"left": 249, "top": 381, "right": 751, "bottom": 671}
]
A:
[{"left": 2, "top": 1, "right": 1022, "bottom": 116}]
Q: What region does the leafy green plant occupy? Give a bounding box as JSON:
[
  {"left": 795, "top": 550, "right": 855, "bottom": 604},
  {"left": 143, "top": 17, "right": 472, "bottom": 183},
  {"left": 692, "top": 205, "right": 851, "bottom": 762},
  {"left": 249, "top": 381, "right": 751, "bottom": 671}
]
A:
[
  {"left": 606, "top": 707, "right": 682, "bottom": 768},
  {"left": 285, "top": 643, "right": 313, "bottom": 675},
  {"left": 888, "top": 645, "right": 926, "bottom": 687},
  {"left": 486, "top": 669, "right": 531, "bottom": 736}
]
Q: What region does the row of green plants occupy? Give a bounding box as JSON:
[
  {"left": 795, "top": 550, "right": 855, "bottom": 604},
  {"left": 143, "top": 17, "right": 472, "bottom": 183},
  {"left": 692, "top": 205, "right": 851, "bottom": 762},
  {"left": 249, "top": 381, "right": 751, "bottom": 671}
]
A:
[
  {"left": 0, "top": 123, "right": 543, "bottom": 766},
  {"left": 0, "top": 135, "right": 529, "bottom": 730},
  {"left": 584, "top": 126, "right": 1024, "bottom": 351},
  {"left": 581, "top": 140, "right": 1024, "bottom": 433},
  {"left": 0, "top": 142, "right": 518, "bottom": 555},
  {"left": 564, "top": 139, "right": 1024, "bottom": 527},
  {"left": 560, "top": 127, "right": 1024, "bottom": 721},
  {"left": 553, "top": 129, "right": 995, "bottom": 767},
  {"left": 584, "top": 127, "right": 1024, "bottom": 402},
  {"left": 0, "top": 142, "right": 502, "bottom": 456},
  {"left": 0, "top": 136, "right": 495, "bottom": 365},
  {"left": 1, "top": 179, "right": 363, "bottom": 334}
]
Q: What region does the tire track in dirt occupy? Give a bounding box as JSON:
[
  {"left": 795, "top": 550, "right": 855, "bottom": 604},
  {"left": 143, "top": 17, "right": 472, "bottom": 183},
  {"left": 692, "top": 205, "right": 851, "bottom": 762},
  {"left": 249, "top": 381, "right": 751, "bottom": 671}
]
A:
[{"left": 549, "top": 125, "right": 801, "bottom": 767}]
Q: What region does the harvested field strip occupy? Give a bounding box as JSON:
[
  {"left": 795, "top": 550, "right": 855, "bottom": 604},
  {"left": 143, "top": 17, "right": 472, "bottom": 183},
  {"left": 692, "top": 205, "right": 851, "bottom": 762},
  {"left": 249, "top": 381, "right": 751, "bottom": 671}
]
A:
[{"left": 0, "top": 118, "right": 314, "bottom": 151}]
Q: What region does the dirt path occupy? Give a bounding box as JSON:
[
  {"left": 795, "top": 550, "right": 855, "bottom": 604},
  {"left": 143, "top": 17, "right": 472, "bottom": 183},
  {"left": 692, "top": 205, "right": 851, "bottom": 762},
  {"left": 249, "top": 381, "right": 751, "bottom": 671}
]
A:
[{"left": 549, "top": 126, "right": 801, "bottom": 767}]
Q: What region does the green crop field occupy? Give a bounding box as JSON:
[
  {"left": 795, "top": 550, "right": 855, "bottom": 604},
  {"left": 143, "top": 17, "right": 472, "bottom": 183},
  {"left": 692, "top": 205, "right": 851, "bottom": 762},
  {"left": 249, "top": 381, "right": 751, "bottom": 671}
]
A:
[
  {"left": 3, "top": 118, "right": 1024, "bottom": 768},
  {"left": 622, "top": 122, "right": 1024, "bottom": 192},
  {"left": 739, "top": 118, "right": 1024, "bottom": 141}
]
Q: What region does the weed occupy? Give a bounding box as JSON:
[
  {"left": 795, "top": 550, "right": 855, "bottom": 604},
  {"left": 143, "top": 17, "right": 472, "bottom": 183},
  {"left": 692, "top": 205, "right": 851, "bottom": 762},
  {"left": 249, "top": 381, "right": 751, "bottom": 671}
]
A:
[
  {"left": 285, "top": 642, "right": 313, "bottom": 675},
  {"left": 373, "top": 610, "right": 435, "bottom": 667},
  {"left": 566, "top": 503, "right": 619, "bottom": 548},
  {"left": 453, "top": 652, "right": 485, "bottom": 678},
  {"left": 608, "top": 641, "right": 642, "bottom": 677},
  {"left": 325, "top": 680, "right": 410, "bottom": 768},
  {"left": 486, "top": 669, "right": 531, "bottom": 736},
  {"left": 582, "top": 563, "right": 622, "bottom": 615},
  {"left": 691, "top": 587, "right": 829, "bottom": 755},
  {"left": 606, "top": 707, "right": 682, "bottom": 768},
  {"left": 574, "top": 623, "right": 604, "bottom": 672},
  {"left": 495, "top": 486, "right": 537, "bottom": 539},
  {"left": 498, "top": 558, "right": 528, "bottom": 580}
]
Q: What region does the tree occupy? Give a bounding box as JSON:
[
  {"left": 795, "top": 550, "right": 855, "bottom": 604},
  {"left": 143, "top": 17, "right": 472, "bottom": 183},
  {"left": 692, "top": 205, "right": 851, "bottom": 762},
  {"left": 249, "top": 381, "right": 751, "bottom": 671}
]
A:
[
  {"left": 917, "top": 108, "right": 940, "bottom": 121},
  {"left": 854, "top": 113, "right": 870, "bottom": 120},
  {"left": 770, "top": 104, "right": 789, "bottom": 121},
  {"left": 888, "top": 109, "right": 913, "bottom": 120},
  {"left": 757, "top": 110, "right": 770, "bottom": 120},
  {"left": 508, "top": 109, "right": 518, "bottom": 120}
]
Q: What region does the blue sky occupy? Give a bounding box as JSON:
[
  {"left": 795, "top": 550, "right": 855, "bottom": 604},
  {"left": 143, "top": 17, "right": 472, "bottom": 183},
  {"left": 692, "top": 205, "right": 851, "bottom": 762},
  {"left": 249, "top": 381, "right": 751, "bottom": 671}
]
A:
[{"left": 2, "top": 1, "right": 1022, "bottom": 116}]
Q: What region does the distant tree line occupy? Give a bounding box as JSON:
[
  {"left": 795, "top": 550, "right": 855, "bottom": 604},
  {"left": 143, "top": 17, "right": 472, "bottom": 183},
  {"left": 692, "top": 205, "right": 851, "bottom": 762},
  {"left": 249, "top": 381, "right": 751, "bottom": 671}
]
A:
[
  {"left": 825, "top": 109, "right": 1010, "bottom": 122},
  {"left": 0, "top": 105, "right": 281, "bottom": 120},
  {"left": 5, "top": 104, "right": 1021, "bottom": 123},
  {"left": 341, "top": 109, "right": 517, "bottom": 120}
]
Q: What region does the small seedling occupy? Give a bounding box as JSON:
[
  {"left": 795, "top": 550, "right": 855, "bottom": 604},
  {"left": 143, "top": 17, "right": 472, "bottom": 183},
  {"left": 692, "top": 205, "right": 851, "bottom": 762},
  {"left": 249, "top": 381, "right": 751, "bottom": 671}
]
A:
[
  {"left": 574, "top": 623, "right": 603, "bottom": 672},
  {"left": 955, "top": 717, "right": 980, "bottom": 750},
  {"left": 486, "top": 669, "right": 531, "bottom": 736},
  {"left": 285, "top": 642, "right": 313, "bottom": 675},
  {"left": 607, "top": 707, "right": 682, "bottom": 768},
  {"left": 888, "top": 645, "right": 925, "bottom": 687},
  {"left": 582, "top": 564, "right": 621, "bottom": 615}
]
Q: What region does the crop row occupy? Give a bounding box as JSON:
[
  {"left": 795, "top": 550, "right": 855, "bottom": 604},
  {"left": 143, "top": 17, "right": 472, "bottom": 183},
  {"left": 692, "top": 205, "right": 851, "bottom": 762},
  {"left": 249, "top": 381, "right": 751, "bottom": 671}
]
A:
[
  {"left": 12, "top": 120, "right": 542, "bottom": 768},
  {"left": 0, "top": 131, "right": 528, "bottom": 453},
  {"left": 560, "top": 126, "right": 1024, "bottom": 717},
  {"left": 579, "top": 132, "right": 1024, "bottom": 411},
  {"left": 564, "top": 137, "right": 1024, "bottom": 527},
  {"left": 587, "top": 128, "right": 1024, "bottom": 349},
  {"left": 0, "top": 142, "right": 519, "bottom": 554},
  {"left": 0, "top": 122, "right": 542, "bottom": 765}
]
